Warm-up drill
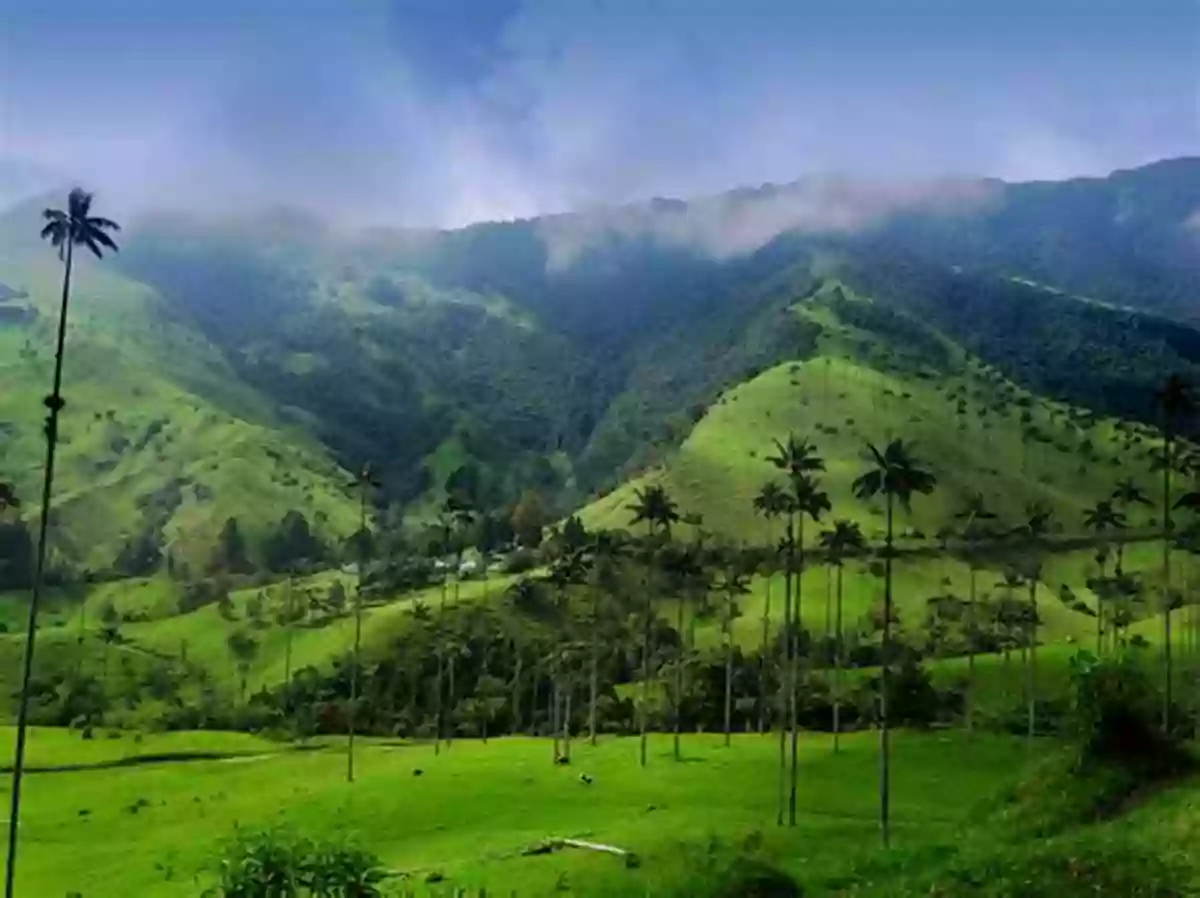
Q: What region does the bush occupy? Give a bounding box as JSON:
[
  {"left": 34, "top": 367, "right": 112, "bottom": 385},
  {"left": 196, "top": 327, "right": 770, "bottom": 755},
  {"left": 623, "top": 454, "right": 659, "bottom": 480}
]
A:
[
  {"left": 1067, "top": 651, "right": 1191, "bottom": 774},
  {"left": 209, "top": 828, "right": 387, "bottom": 897}
]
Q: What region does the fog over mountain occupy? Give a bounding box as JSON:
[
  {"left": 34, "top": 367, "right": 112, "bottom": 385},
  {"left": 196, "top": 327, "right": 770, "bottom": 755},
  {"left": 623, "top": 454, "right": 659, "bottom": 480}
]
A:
[{"left": 2, "top": 0, "right": 1196, "bottom": 227}]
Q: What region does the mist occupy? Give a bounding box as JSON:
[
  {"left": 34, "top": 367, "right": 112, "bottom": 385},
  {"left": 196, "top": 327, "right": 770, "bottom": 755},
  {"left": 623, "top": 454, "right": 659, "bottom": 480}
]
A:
[{"left": 1, "top": 0, "right": 1196, "bottom": 234}]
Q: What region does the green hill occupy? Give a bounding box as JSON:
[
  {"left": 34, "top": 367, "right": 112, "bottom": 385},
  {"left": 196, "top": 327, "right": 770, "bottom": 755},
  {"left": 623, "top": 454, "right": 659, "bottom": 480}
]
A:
[
  {"left": 579, "top": 280, "right": 1162, "bottom": 542},
  {"left": 0, "top": 237, "right": 359, "bottom": 573}
]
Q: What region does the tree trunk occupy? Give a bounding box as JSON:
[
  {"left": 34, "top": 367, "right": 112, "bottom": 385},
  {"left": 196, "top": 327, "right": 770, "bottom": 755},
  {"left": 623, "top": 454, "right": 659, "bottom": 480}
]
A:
[
  {"left": 447, "top": 649, "right": 456, "bottom": 750},
  {"left": 880, "top": 495, "right": 893, "bottom": 849},
  {"left": 777, "top": 517, "right": 793, "bottom": 828},
  {"left": 552, "top": 677, "right": 561, "bottom": 763},
  {"left": 436, "top": 576, "right": 446, "bottom": 755},
  {"left": 789, "top": 515, "right": 804, "bottom": 827},
  {"left": 640, "top": 547, "right": 652, "bottom": 769},
  {"left": 348, "top": 485, "right": 368, "bottom": 784},
  {"left": 724, "top": 599, "right": 733, "bottom": 747},
  {"left": 967, "top": 564, "right": 976, "bottom": 735},
  {"left": 1163, "top": 433, "right": 1174, "bottom": 733},
  {"left": 481, "top": 637, "right": 490, "bottom": 745},
  {"left": 674, "top": 595, "right": 684, "bottom": 761},
  {"left": 7, "top": 239, "right": 72, "bottom": 898},
  {"left": 833, "top": 564, "right": 844, "bottom": 753},
  {"left": 759, "top": 573, "right": 771, "bottom": 735},
  {"left": 283, "top": 578, "right": 294, "bottom": 687},
  {"left": 590, "top": 590, "right": 599, "bottom": 746},
  {"left": 512, "top": 643, "right": 522, "bottom": 734},
  {"left": 1027, "top": 579, "right": 1038, "bottom": 748},
  {"left": 563, "top": 679, "right": 572, "bottom": 762}
]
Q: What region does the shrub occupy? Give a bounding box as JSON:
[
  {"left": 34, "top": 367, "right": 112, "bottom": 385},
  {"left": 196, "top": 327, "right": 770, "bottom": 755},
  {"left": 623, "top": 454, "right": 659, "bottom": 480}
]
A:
[{"left": 209, "top": 828, "right": 387, "bottom": 897}]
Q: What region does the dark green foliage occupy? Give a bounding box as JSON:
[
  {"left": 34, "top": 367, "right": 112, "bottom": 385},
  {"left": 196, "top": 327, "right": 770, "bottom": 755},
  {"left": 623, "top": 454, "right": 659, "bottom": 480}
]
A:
[
  {"left": 211, "top": 517, "right": 253, "bottom": 575},
  {"left": 263, "top": 511, "right": 326, "bottom": 573},
  {"left": 209, "top": 828, "right": 385, "bottom": 897},
  {"left": 1065, "top": 651, "right": 1192, "bottom": 773},
  {"left": 0, "top": 517, "right": 33, "bottom": 589}
]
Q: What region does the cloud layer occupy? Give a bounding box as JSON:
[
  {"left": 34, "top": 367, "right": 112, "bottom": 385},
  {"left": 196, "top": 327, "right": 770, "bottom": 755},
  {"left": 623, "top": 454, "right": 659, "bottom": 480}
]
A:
[{"left": 1, "top": 0, "right": 1196, "bottom": 227}]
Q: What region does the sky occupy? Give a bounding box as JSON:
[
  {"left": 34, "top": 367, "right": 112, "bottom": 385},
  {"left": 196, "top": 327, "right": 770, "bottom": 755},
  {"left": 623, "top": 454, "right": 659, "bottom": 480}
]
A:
[{"left": 0, "top": 0, "right": 1197, "bottom": 227}]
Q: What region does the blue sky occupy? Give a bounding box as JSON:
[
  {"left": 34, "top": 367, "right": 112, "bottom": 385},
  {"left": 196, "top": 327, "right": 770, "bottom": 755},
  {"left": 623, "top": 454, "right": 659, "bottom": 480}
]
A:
[{"left": 1, "top": 0, "right": 1196, "bottom": 225}]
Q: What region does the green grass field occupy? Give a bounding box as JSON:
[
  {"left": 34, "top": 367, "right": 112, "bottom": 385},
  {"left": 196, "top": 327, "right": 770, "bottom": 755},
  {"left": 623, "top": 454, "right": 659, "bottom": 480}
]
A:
[{"left": 1, "top": 728, "right": 1053, "bottom": 897}]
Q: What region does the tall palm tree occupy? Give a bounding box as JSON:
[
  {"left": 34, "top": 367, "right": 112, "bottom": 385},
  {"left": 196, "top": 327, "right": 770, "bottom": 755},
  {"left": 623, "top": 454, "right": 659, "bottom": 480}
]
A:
[
  {"left": 586, "top": 530, "right": 628, "bottom": 745},
  {"left": 953, "top": 493, "right": 997, "bottom": 735},
  {"left": 347, "top": 463, "right": 379, "bottom": 784},
  {"left": 752, "top": 481, "right": 787, "bottom": 734},
  {"left": 1083, "top": 499, "right": 1126, "bottom": 652},
  {"left": 1110, "top": 477, "right": 1151, "bottom": 574},
  {"left": 767, "top": 435, "right": 825, "bottom": 827},
  {"left": 716, "top": 553, "right": 751, "bottom": 746},
  {"left": 819, "top": 519, "right": 867, "bottom": 753},
  {"left": 7, "top": 190, "right": 119, "bottom": 898},
  {"left": 785, "top": 473, "right": 830, "bottom": 824},
  {"left": 852, "top": 439, "right": 936, "bottom": 849},
  {"left": 628, "top": 484, "right": 679, "bottom": 767},
  {"left": 1156, "top": 374, "right": 1193, "bottom": 731},
  {"left": 1020, "top": 503, "right": 1053, "bottom": 748}
]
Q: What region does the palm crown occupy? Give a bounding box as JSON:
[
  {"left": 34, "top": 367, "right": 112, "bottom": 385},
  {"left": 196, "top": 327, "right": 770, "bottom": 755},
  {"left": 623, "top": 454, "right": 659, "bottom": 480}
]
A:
[
  {"left": 627, "top": 484, "right": 681, "bottom": 535},
  {"left": 767, "top": 435, "right": 825, "bottom": 481},
  {"left": 851, "top": 439, "right": 937, "bottom": 510},
  {"left": 819, "top": 519, "right": 867, "bottom": 564},
  {"left": 40, "top": 187, "right": 121, "bottom": 260}
]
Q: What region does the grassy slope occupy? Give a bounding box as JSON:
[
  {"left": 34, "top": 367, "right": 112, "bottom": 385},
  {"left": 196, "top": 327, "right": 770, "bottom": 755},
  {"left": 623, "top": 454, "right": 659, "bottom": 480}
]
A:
[
  {"left": 8, "top": 730, "right": 1039, "bottom": 897},
  {"left": 0, "top": 249, "right": 358, "bottom": 570},
  {"left": 580, "top": 283, "right": 1158, "bottom": 543}
]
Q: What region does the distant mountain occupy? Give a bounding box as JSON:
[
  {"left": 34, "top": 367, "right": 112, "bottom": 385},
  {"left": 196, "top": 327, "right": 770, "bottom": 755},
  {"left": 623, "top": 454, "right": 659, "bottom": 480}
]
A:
[{"left": 2, "top": 157, "right": 1198, "bottom": 573}]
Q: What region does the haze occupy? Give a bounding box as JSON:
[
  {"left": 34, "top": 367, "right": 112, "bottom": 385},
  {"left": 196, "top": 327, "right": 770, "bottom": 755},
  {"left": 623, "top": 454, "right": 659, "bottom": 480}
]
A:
[{"left": 1, "top": 0, "right": 1196, "bottom": 227}]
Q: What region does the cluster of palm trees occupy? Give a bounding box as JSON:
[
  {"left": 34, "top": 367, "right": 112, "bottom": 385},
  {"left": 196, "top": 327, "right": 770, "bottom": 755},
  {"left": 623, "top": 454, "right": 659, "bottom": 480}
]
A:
[{"left": 626, "top": 436, "right": 937, "bottom": 846}]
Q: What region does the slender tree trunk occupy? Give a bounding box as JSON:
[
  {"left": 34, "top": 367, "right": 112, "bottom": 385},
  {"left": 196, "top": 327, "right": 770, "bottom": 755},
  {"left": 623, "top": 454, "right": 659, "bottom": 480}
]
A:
[
  {"left": 1163, "top": 434, "right": 1174, "bottom": 733},
  {"left": 789, "top": 516, "right": 804, "bottom": 827},
  {"left": 759, "top": 573, "right": 771, "bottom": 735},
  {"left": 448, "top": 576, "right": 460, "bottom": 751},
  {"left": 1027, "top": 579, "right": 1038, "bottom": 748},
  {"left": 824, "top": 565, "right": 832, "bottom": 640},
  {"left": 777, "top": 518, "right": 793, "bottom": 827},
  {"left": 880, "top": 496, "right": 894, "bottom": 849},
  {"left": 967, "top": 564, "right": 976, "bottom": 735},
  {"left": 675, "top": 595, "right": 684, "bottom": 760},
  {"left": 640, "top": 536, "right": 652, "bottom": 769},
  {"left": 512, "top": 641, "right": 522, "bottom": 735},
  {"left": 283, "top": 578, "right": 294, "bottom": 687},
  {"left": 436, "top": 576, "right": 446, "bottom": 755},
  {"left": 552, "top": 676, "right": 561, "bottom": 763},
  {"left": 563, "top": 678, "right": 572, "bottom": 762},
  {"left": 589, "top": 592, "right": 599, "bottom": 746},
  {"left": 724, "top": 596, "right": 733, "bottom": 747},
  {"left": 833, "top": 564, "right": 844, "bottom": 753},
  {"left": 7, "top": 240, "right": 73, "bottom": 898},
  {"left": 347, "top": 480, "right": 368, "bottom": 785},
  {"left": 447, "top": 647, "right": 456, "bottom": 750},
  {"left": 481, "top": 637, "right": 490, "bottom": 745}
]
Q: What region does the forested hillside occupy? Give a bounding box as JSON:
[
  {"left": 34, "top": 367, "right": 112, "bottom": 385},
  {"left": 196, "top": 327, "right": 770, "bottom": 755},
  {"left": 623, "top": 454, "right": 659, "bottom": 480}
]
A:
[{"left": 2, "top": 158, "right": 1199, "bottom": 578}]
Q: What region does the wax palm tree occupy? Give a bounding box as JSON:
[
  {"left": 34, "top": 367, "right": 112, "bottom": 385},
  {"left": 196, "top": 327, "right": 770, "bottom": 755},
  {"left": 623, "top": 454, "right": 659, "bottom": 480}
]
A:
[
  {"left": 953, "top": 492, "right": 997, "bottom": 734},
  {"left": 1157, "top": 374, "right": 1193, "bottom": 731},
  {"left": 628, "top": 485, "right": 678, "bottom": 767},
  {"left": 819, "top": 519, "right": 867, "bottom": 753},
  {"left": 852, "top": 439, "right": 936, "bottom": 849},
  {"left": 782, "top": 473, "right": 831, "bottom": 824},
  {"left": 715, "top": 554, "right": 752, "bottom": 746},
  {"left": 752, "top": 481, "right": 788, "bottom": 735},
  {"left": 1083, "top": 499, "right": 1126, "bottom": 651},
  {"left": 1020, "top": 503, "right": 1053, "bottom": 748},
  {"left": 346, "top": 463, "right": 380, "bottom": 783},
  {"left": 1110, "top": 477, "right": 1151, "bottom": 574},
  {"left": 767, "top": 434, "right": 826, "bottom": 827},
  {"left": 7, "top": 191, "right": 120, "bottom": 898}
]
